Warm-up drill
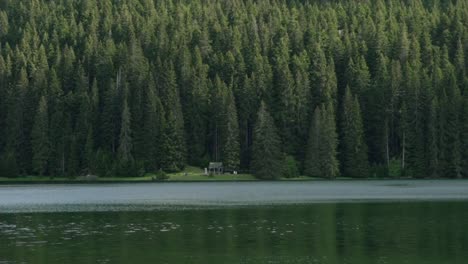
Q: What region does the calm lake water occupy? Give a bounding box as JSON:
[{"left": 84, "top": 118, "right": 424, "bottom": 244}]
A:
[{"left": 1, "top": 181, "right": 468, "bottom": 263}]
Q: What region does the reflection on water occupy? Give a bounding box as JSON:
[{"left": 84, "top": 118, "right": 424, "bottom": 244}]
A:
[{"left": 1, "top": 202, "right": 467, "bottom": 264}]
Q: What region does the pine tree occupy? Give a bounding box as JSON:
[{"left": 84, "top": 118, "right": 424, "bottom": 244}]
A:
[
  {"left": 4, "top": 68, "right": 28, "bottom": 176},
  {"left": 116, "top": 89, "right": 135, "bottom": 176},
  {"left": 340, "top": 87, "right": 369, "bottom": 178},
  {"left": 461, "top": 92, "right": 468, "bottom": 178},
  {"left": 346, "top": 56, "right": 370, "bottom": 99},
  {"left": 272, "top": 31, "right": 296, "bottom": 154},
  {"left": 320, "top": 103, "right": 340, "bottom": 179},
  {"left": 305, "top": 103, "right": 340, "bottom": 179},
  {"left": 222, "top": 86, "right": 240, "bottom": 170},
  {"left": 31, "top": 96, "right": 49, "bottom": 175},
  {"left": 427, "top": 96, "right": 439, "bottom": 178},
  {"left": 118, "top": 95, "right": 132, "bottom": 163},
  {"left": 140, "top": 75, "right": 165, "bottom": 171},
  {"left": 184, "top": 48, "right": 210, "bottom": 166},
  {"left": 75, "top": 92, "right": 92, "bottom": 172},
  {"left": 310, "top": 43, "right": 337, "bottom": 109},
  {"left": 100, "top": 81, "right": 119, "bottom": 154},
  {"left": 159, "top": 62, "right": 186, "bottom": 172},
  {"left": 438, "top": 49, "right": 462, "bottom": 178},
  {"left": 367, "top": 54, "right": 390, "bottom": 166},
  {"left": 304, "top": 107, "right": 322, "bottom": 177},
  {"left": 84, "top": 127, "right": 95, "bottom": 173},
  {"left": 49, "top": 102, "right": 67, "bottom": 176},
  {"left": 210, "top": 76, "right": 226, "bottom": 163},
  {"left": 444, "top": 72, "right": 462, "bottom": 178},
  {"left": 402, "top": 65, "right": 426, "bottom": 177},
  {"left": 251, "top": 102, "right": 283, "bottom": 180}
]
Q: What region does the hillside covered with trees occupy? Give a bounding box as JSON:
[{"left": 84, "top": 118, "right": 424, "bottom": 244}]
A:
[{"left": 0, "top": 0, "right": 467, "bottom": 179}]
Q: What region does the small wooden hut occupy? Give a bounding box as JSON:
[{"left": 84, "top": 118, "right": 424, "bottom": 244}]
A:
[{"left": 208, "top": 162, "right": 224, "bottom": 175}]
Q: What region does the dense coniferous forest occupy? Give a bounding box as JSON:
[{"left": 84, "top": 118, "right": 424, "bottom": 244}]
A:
[{"left": 0, "top": 0, "right": 467, "bottom": 179}]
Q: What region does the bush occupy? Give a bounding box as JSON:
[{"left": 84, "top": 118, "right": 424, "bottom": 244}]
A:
[
  {"left": 115, "top": 159, "right": 144, "bottom": 177},
  {"left": 156, "top": 169, "right": 169, "bottom": 180},
  {"left": 388, "top": 158, "right": 402, "bottom": 178},
  {"left": 283, "top": 155, "right": 300, "bottom": 178},
  {"left": 0, "top": 152, "right": 19, "bottom": 178},
  {"left": 94, "top": 149, "right": 114, "bottom": 177},
  {"left": 369, "top": 164, "right": 388, "bottom": 178}
]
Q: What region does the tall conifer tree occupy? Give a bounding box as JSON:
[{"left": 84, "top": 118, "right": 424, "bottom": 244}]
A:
[
  {"left": 31, "top": 96, "right": 49, "bottom": 175},
  {"left": 305, "top": 103, "right": 339, "bottom": 179},
  {"left": 340, "top": 87, "right": 369, "bottom": 177},
  {"left": 223, "top": 86, "right": 240, "bottom": 170},
  {"left": 251, "top": 102, "right": 283, "bottom": 179}
]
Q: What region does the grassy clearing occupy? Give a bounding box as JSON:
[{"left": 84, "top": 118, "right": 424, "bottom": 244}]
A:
[
  {"left": 167, "top": 167, "right": 256, "bottom": 181},
  {"left": 0, "top": 167, "right": 375, "bottom": 183},
  {"left": 0, "top": 166, "right": 257, "bottom": 183}
]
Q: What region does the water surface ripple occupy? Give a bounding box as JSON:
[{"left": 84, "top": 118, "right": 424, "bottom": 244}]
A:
[{"left": 1, "top": 180, "right": 468, "bottom": 212}]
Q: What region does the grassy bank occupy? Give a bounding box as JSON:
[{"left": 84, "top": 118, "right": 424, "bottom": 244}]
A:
[
  {"left": 0, "top": 166, "right": 258, "bottom": 184},
  {"left": 0, "top": 166, "right": 415, "bottom": 184}
]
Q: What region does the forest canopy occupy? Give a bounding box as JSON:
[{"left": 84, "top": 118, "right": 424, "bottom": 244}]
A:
[{"left": 0, "top": 0, "right": 467, "bottom": 179}]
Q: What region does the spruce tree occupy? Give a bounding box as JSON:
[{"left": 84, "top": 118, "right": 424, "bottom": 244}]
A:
[
  {"left": 320, "top": 103, "right": 340, "bottom": 179},
  {"left": 210, "top": 76, "right": 227, "bottom": 163},
  {"left": 427, "top": 98, "right": 439, "bottom": 178},
  {"left": 2, "top": 69, "right": 26, "bottom": 177},
  {"left": 84, "top": 127, "right": 95, "bottom": 174},
  {"left": 304, "top": 107, "right": 322, "bottom": 177},
  {"left": 305, "top": 103, "right": 340, "bottom": 179},
  {"left": 184, "top": 48, "right": 210, "bottom": 166},
  {"left": 251, "top": 102, "right": 283, "bottom": 180},
  {"left": 462, "top": 92, "right": 468, "bottom": 178},
  {"left": 141, "top": 75, "right": 165, "bottom": 171},
  {"left": 444, "top": 72, "right": 462, "bottom": 178},
  {"left": 118, "top": 98, "right": 132, "bottom": 163},
  {"left": 31, "top": 96, "right": 49, "bottom": 175},
  {"left": 159, "top": 62, "right": 186, "bottom": 172},
  {"left": 117, "top": 92, "right": 135, "bottom": 176},
  {"left": 222, "top": 86, "right": 240, "bottom": 171},
  {"left": 272, "top": 31, "right": 296, "bottom": 154},
  {"left": 340, "top": 87, "right": 369, "bottom": 178},
  {"left": 100, "top": 82, "right": 119, "bottom": 154},
  {"left": 75, "top": 92, "right": 92, "bottom": 172}
]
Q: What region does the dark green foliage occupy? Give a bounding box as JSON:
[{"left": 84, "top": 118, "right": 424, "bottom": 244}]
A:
[
  {"left": 304, "top": 108, "right": 322, "bottom": 178},
  {"left": 156, "top": 169, "right": 169, "bottom": 181},
  {"left": 0, "top": 0, "right": 466, "bottom": 179},
  {"left": 304, "top": 104, "right": 340, "bottom": 179},
  {"left": 118, "top": 96, "right": 133, "bottom": 165},
  {"left": 159, "top": 63, "right": 186, "bottom": 172},
  {"left": 31, "top": 97, "right": 49, "bottom": 175},
  {"left": 340, "top": 87, "right": 369, "bottom": 178},
  {"left": 462, "top": 93, "right": 468, "bottom": 178},
  {"left": 222, "top": 87, "right": 241, "bottom": 171},
  {"left": 116, "top": 93, "right": 141, "bottom": 177},
  {"left": 140, "top": 76, "right": 165, "bottom": 171},
  {"left": 283, "top": 155, "right": 300, "bottom": 179},
  {"left": 251, "top": 102, "right": 283, "bottom": 180},
  {"left": 0, "top": 151, "right": 18, "bottom": 178}
]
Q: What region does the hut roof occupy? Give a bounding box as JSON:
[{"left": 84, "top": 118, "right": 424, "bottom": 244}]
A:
[{"left": 209, "top": 162, "right": 223, "bottom": 169}]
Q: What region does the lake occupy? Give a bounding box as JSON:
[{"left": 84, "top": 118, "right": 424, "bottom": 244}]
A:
[{"left": 1, "top": 181, "right": 468, "bottom": 263}]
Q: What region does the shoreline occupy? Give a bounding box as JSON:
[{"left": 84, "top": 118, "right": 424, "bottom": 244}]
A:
[{"left": 0, "top": 176, "right": 462, "bottom": 185}]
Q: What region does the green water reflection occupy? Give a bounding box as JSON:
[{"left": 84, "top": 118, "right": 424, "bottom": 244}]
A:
[{"left": 1, "top": 202, "right": 467, "bottom": 263}]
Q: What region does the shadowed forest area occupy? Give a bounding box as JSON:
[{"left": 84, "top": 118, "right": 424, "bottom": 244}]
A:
[{"left": 0, "top": 0, "right": 467, "bottom": 179}]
